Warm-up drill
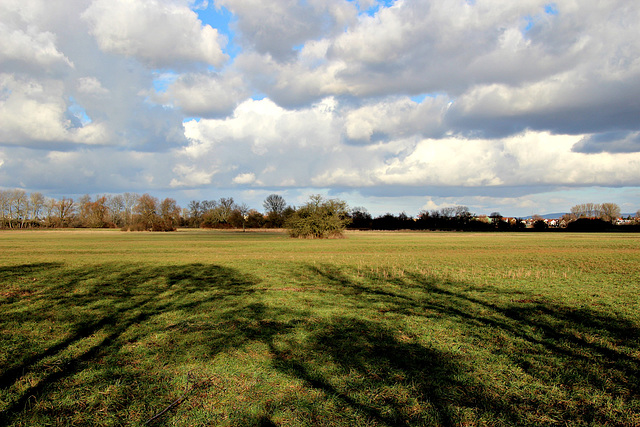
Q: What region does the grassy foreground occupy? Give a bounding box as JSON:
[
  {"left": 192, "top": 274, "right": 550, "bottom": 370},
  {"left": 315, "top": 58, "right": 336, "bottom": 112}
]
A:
[{"left": 0, "top": 229, "right": 639, "bottom": 426}]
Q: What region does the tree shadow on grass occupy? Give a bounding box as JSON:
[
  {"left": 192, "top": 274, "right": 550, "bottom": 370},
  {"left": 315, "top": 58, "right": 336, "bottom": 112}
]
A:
[
  {"left": 0, "top": 262, "right": 261, "bottom": 425},
  {"left": 268, "top": 317, "right": 513, "bottom": 426},
  {"left": 1, "top": 261, "right": 639, "bottom": 426},
  {"left": 283, "top": 263, "right": 640, "bottom": 426}
]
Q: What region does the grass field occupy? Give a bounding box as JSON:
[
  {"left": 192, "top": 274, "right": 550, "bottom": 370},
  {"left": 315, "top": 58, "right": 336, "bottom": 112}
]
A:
[{"left": 1, "top": 229, "right": 639, "bottom": 426}]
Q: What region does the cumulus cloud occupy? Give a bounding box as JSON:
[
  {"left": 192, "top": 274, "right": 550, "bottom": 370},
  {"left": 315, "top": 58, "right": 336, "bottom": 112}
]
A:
[
  {"left": 0, "top": 22, "right": 73, "bottom": 72},
  {"left": 159, "top": 71, "right": 249, "bottom": 118},
  {"left": 77, "top": 77, "right": 108, "bottom": 96},
  {"left": 176, "top": 98, "right": 640, "bottom": 196},
  {"left": 0, "top": 74, "right": 109, "bottom": 147},
  {"left": 344, "top": 95, "right": 449, "bottom": 143},
  {"left": 0, "top": 1, "right": 74, "bottom": 74},
  {"left": 572, "top": 132, "right": 640, "bottom": 154},
  {"left": 238, "top": 0, "right": 640, "bottom": 136},
  {"left": 218, "top": 0, "right": 356, "bottom": 60},
  {"left": 233, "top": 172, "right": 257, "bottom": 185},
  {"left": 170, "top": 164, "right": 215, "bottom": 188},
  {"left": 1, "top": 0, "right": 640, "bottom": 217},
  {"left": 82, "top": 0, "right": 228, "bottom": 69}
]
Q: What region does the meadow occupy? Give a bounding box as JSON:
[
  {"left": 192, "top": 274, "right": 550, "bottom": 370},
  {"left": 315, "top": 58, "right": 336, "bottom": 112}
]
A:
[{"left": 0, "top": 229, "right": 639, "bottom": 426}]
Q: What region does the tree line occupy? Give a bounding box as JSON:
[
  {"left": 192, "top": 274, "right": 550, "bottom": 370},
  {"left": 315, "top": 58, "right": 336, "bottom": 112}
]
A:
[
  {"left": 0, "top": 190, "right": 301, "bottom": 232},
  {"left": 1, "top": 189, "right": 638, "bottom": 236}
]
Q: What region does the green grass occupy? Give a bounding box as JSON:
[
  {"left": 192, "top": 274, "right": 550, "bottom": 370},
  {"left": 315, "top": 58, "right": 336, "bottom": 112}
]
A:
[{"left": 1, "top": 229, "right": 639, "bottom": 426}]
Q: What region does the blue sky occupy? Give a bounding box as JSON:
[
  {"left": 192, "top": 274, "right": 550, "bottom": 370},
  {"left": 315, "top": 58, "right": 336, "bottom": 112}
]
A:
[
  {"left": 1, "top": 0, "right": 639, "bottom": 217},
  {"left": 195, "top": 3, "right": 240, "bottom": 61}
]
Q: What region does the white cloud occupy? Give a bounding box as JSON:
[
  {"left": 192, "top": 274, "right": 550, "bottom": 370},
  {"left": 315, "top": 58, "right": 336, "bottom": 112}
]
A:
[
  {"left": 160, "top": 71, "right": 249, "bottom": 117},
  {"left": 177, "top": 96, "right": 640, "bottom": 196},
  {"left": 218, "top": 0, "right": 356, "bottom": 60},
  {"left": 372, "top": 131, "right": 640, "bottom": 188},
  {"left": 233, "top": 172, "right": 256, "bottom": 184},
  {"left": 179, "top": 97, "right": 349, "bottom": 186},
  {"left": 170, "top": 164, "right": 215, "bottom": 188},
  {"left": 344, "top": 96, "right": 449, "bottom": 142},
  {"left": 82, "top": 0, "right": 228, "bottom": 69},
  {"left": 0, "top": 0, "right": 639, "bottom": 217},
  {"left": 0, "top": 74, "right": 109, "bottom": 146},
  {"left": 0, "top": 20, "right": 73, "bottom": 71},
  {"left": 77, "top": 77, "right": 108, "bottom": 96}
]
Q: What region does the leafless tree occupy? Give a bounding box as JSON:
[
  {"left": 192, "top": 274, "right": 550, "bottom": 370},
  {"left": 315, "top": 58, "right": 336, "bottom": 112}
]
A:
[
  {"left": 44, "top": 197, "right": 57, "bottom": 227},
  {"left": 10, "top": 189, "right": 28, "bottom": 228},
  {"left": 600, "top": 203, "right": 621, "bottom": 223},
  {"left": 216, "top": 197, "right": 236, "bottom": 223},
  {"left": 29, "top": 192, "right": 45, "bottom": 224},
  {"left": 77, "top": 194, "right": 92, "bottom": 226},
  {"left": 160, "top": 198, "right": 181, "bottom": 229},
  {"left": 237, "top": 203, "right": 250, "bottom": 232},
  {"left": 134, "top": 193, "right": 159, "bottom": 230},
  {"left": 263, "top": 194, "right": 286, "bottom": 215},
  {"left": 123, "top": 192, "right": 139, "bottom": 226},
  {"left": 0, "top": 190, "right": 10, "bottom": 228},
  {"left": 107, "top": 194, "right": 126, "bottom": 227},
  {"left": 57, "top": 197, "right": 75, "bottom": 227}
]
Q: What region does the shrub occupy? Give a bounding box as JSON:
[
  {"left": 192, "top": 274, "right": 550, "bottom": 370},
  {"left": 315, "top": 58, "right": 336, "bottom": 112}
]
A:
[{"left": 285, "top": 195, "right": 351, "bottom": 239}]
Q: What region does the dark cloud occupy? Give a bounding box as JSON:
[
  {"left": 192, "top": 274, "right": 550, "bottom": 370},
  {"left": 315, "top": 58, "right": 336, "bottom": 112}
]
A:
[
  {"left": 1, "top": 0, "right": 639, "bottom": 218},
  {"left": 572, "top": 131, "right": 640, "bottom": 154}
]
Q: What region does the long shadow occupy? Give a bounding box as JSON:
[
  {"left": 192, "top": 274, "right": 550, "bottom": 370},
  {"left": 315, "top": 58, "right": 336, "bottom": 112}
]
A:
[
  {"left": 289, "top": 263, "right": 640, "bottom": 425},
  {"left": 397, "top": 271, "right": 640, "bottom": 397},
  {"left": 0, "top": 262, "right": 260, "bottom": 425},
  {"left": 269, "top": 317, "right": 518, "bottom": 426},
  {"left": 0, "top": 263, "right": 63, "bottom": 279},
  {"left": 2, "top": 260, "right": 639, "bottom": 425}
]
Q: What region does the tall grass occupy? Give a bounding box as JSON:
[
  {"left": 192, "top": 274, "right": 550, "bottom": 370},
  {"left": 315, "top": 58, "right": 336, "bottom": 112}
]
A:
[{"left": 1, "top": 230, "right": 638, "bottom": 425}]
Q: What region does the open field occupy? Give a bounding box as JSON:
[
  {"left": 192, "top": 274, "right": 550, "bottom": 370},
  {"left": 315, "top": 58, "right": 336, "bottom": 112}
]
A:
[{"left": 1, "top": 229, "right": 639, "bottom": 426}]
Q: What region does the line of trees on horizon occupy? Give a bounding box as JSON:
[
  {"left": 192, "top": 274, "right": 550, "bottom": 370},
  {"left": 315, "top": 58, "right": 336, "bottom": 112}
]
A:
[{"left": 1, "top": 189, "right": 639, "bottom": 232}]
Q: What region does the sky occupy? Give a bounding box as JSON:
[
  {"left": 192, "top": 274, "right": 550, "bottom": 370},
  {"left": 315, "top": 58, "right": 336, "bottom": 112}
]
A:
[{"left": 1, "top": 0, "right": 639, "bottom": 217}]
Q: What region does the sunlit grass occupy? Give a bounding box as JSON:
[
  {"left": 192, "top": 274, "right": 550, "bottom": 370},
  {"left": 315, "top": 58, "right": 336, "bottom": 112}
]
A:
[{"left": 1, "top": 229, "right": 639, "bottom": 425}]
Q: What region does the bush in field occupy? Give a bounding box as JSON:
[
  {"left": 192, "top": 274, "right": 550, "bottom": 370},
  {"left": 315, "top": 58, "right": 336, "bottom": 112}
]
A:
[{"left": 285, "top": 195, "right": 351, "bottom": 239}]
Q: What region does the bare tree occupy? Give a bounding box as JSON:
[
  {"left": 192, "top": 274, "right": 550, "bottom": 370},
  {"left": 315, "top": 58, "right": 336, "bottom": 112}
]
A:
[
  {"left": 237, "top": 203, "right": 250, "bottom": 232},
  {"left": 187, "top": 200, "right": 203, "bottom": 227},
  {"left": 201, "top": 200, "right": 218, "bottom": 213},
  {"left": 29, "top": 192, "right": 45, "bottom": 225},
  {"left": 263, "top": 194, "right": 286, "bottom": 215},
  {"left": 600, "top": 203, "right": 621, "bottom": 223},
  {"left": 123, "top": 192, "right": 139, "bottom": 226},
  {"left": 10, "top": 189, "right": 28, "bottom": 228},
  {"left": 571, "top": 203, "right": 602, "bottom": 218},
  {"left": 77, "top": 194, "right": 93, "bottom": 227},
  {"left": 207, "top": 197, "right": 236, "bottom": 225},
  {"left": 57, "top": 197, "right": 75, "bottom": 227},
  {"left": 0, "top": 190, "right": 10, "bottom": 228},
  {"left": 107, "top": 194, "right": 126, "bottom": 227},
  {"left": 86, "top": 196, "right": 109, "bottom": 228},
  {"left": 263, "top": 194, "right": 288, "bottom": 228},
  {"left": 160, "top": 198, "right": 181, "bottom": 229},
  {"left": 134, "top": 193, "right": 159, "bottom": 230},
  {"left": 44, "top": 197, "right": 57, "bottom": 227},
  {"left": 440, "top": 207, "right": 456, "bottom": 218}
]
